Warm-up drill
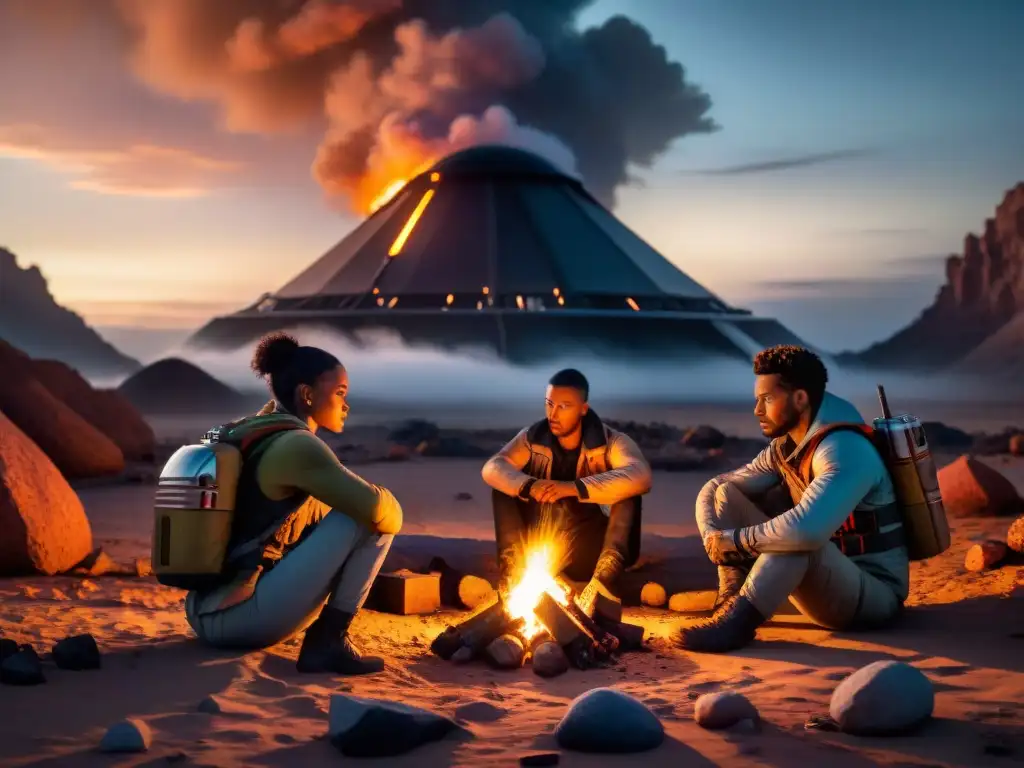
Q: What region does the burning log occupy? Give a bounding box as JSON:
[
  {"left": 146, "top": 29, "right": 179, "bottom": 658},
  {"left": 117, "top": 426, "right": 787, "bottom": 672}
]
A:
[
  {"left": 430, "top": 598, "right": 523, "bottom": 661},
  {"left": 533, "top": 592, "right": 605, "bottom": 669}
]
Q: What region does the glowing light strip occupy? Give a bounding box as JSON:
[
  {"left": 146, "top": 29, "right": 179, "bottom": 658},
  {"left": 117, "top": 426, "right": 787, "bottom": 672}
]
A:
[{"left": 388, "top": 189, "right": 435, "bottom": 256}]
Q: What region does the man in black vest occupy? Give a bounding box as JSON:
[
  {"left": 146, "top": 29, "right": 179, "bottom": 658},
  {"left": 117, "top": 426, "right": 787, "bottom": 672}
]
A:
[
  {"left": 481, "top": 369, "right": 652, "bottom": 610},
  {"left": 673, "top": 345, "right": 910, "bottom": 653}
]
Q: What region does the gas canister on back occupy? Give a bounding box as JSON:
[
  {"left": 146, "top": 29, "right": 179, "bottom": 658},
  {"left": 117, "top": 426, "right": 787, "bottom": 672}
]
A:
[{"left": 152, "top": 439, "right": 241, "bottom": 590}]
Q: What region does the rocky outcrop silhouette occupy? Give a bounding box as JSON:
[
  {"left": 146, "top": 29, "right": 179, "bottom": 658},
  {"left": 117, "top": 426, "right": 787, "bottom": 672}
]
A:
[
  {"left": 844, "top": 183, "right": 1024, "bottom": 371},
  {"left": 0, "top": 410, "right": 94, "bottom": 575},
  {"left": 30, "top": 359, "right": 156, "bottom": 462},
  {"left": 0, "top": 247, "right": 139, "bottom": 379},
  {"left": 0, "top": 341, "right": 125, "bottom": 478}
]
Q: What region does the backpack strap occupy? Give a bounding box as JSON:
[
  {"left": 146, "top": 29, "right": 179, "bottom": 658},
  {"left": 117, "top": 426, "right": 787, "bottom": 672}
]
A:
[{"left": 796, "top": 423, "right": 876, "bottom": 484}]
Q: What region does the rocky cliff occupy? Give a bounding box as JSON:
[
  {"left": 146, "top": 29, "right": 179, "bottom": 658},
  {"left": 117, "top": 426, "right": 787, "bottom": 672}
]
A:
[
  {"left": 844, "top": 182, "right": 1024, "bottom": 370},
  {"left": 0, "top": 247, "right": 140, "bottom": 379}
]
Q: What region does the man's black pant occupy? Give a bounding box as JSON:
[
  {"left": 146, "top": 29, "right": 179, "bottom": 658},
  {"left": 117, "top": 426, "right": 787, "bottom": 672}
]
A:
[{"left": 491, "top": 489, "right": 642, "bottom": 588}]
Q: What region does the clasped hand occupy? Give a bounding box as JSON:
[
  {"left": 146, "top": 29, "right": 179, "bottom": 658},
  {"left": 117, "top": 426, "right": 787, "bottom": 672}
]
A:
[
  {"left": 529, "top": 479, "right": 578, "bottom": 503},
  {"left": 703, "top": 528, "right": 750, "bottom": 565}
]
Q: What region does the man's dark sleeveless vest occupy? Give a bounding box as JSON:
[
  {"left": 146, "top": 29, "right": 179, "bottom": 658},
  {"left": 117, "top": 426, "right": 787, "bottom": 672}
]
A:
[{"left": 770, "top": 423, "right": 905, "bottom": 556}]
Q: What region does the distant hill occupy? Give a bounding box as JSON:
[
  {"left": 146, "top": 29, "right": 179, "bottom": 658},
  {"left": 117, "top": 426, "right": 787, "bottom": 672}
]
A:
[
  {"left": 117, "top": 357, "right": 248, "bottom": 415},
  {"left": 0, "top": 247, "right": 140, "bottom": 379},
  {"left": 841, "top": 182, "right": 1024, "bottom": 373}
]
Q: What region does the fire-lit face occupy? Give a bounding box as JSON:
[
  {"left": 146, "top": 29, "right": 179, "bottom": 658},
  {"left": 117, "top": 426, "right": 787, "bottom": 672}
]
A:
[
  {"left": 545, "top": 385, "right": 588, "bottom": 437},
  {"left": 305, "top": 366, "right": 350, "bottom": 434},
  {"left": 753, "top": 373, "right": 806, "bottom": 439}
]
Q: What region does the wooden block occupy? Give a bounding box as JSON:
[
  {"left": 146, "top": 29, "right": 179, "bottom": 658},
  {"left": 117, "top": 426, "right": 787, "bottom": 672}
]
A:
[{"left": 368, "top": 570, "right": 440, "bottom": 615}]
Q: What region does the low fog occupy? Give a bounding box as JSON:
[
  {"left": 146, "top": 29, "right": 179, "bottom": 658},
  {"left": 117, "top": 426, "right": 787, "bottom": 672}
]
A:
[{"left": 169, "top": 328, "right": 970, "bottom": 416}]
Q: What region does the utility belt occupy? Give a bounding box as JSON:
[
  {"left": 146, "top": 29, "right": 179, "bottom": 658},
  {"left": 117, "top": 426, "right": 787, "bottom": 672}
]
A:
[{"left": 830, "top": 504, "right": 905, "bottom": 557}]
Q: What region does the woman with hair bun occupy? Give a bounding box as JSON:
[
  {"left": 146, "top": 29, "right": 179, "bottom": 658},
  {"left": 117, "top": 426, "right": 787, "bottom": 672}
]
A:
[{"left": 184, "top": 332, "right": 403, "bottom": 675}]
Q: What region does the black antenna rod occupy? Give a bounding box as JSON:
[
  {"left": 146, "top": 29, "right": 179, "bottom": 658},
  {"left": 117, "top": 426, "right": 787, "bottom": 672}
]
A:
[{"left": 877, "top": 384, "right": 893, "bottom": 420}]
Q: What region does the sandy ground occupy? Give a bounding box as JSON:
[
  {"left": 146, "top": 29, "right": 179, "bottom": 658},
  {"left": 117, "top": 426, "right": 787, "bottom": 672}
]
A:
[{"left": 1, "top": 444, "right": 1023, "bottom": 765}]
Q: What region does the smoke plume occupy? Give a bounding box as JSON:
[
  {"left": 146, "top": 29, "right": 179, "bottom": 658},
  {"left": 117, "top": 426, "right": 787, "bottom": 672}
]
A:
[{"left": 111, "top": 0, "right": 716, "bottom": 212}]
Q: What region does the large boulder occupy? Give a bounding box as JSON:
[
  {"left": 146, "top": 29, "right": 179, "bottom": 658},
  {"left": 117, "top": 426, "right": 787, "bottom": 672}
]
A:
[
  {"left": 30, "top": 359, "right": 155, "bottom": 461},
  {"left": 0, "top": 342, "right": 124, "bottom": 478},
  {"left": 0, "top": 411, "right": 93, "bottom": 575},
  {"left": 937, "top": 455, "right": 1021, "bottom": 517}
]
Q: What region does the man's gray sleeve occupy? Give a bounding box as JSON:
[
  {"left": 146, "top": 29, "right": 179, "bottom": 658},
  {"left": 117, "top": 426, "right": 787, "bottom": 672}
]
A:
[
  {"left": 696, "top": 445, "right": 781, "bottom": 542},
  {"left": 738, "top": 431, "right": 886, "bottom": 554}
]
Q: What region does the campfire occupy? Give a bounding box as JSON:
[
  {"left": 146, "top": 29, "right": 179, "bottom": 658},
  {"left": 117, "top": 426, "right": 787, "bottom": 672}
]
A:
[{"left": 430, "top": 527, "right": 645, "bottom": 674}]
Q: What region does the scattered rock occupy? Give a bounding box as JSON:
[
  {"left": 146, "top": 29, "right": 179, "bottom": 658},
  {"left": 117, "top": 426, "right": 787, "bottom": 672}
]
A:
[
  {"left": 829, "top": 660, "right": 934, "bottom": 735},
  {"left": 418, "top": 436, "right": 491, "bottom": 458},
  {"left": 0, "top": 645, "right": 44, "bottom": 686},
  {"left": 1010, "top": 434, "right": 1024, "bottom": 457},
  {"left": 520, "top": 753, "right": 560, "bottom": 766},
  {"left": 328, "top": 693, "right": 467, "bottom": 757},
  {"left": 646, "top": 443, "right": 707, "bottom": 472},
  {"left": 135, "top": 557, "right": 154, "bottom": 578},
  {"left": 532, "top": 642, "right": 569, "bottom": 678},
  {"left": 0, "top": 411, "right": 94, "bottom": 575},
  {"left": 52, "top": 634, "right": 100, "bottom": 670},
  {"left": 1007, "top": 516, "right": 1024, "bottom": 554},
  {"left": 485, "top": 634, "right": 524, "bottom": 669},
  {"left": 388, "top": 419, "right": 441, "bottom": 447},
  {"left": 99, "top": 719, "right": 152, "bottom": 753},
  {"left": 964, "top": 540, "right": 1009, "bottom": 572},
  {"left": 937, "top": 455, "right": 1021, "bottom": 517},
  {"left": 555, "top": 687, "right": 665, "bottom": 753},
  {"left": 0, "top": 638, "right": 17, "bottom": 661},
  {"left": 667, "top": 591, "right": 717, "bottom": 613},
  {"left": 455, "top": 700, "right": 507, "bottom": 723},
  {"left": 455, "top": 491, "right": 473, "bottom": 501},
  {"left": 694, "top": 691, "right": 760, "bottom": 729},
  {"left": 640, "top": 582, "right": 667, "bottom": 608},
  {"left": 683, "top": 425, "right": 726, "bottom": 450}
]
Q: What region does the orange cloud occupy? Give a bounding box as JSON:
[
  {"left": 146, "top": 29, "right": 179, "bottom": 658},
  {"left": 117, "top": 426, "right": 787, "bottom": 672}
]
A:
[{"left": 0, "top": 123, "right": 244, "bottom": 197}]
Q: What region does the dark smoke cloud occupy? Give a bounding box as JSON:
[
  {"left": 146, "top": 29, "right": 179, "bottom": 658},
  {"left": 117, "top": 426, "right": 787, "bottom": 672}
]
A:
[{"left": 104, "top": 0, "right": 716, "bottom": 211}]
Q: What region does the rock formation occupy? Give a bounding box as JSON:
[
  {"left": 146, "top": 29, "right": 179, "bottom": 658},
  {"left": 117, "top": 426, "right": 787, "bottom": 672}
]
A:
[
  {"left": 0, "top": 247, "right": 140, "bottom": 379},
  {"left": 30, "top": 360, "right": 156, "bottom": 461},
  {"left": 117, "top": 357, "right": 245, "bottom": 415},
  {"left": 845, "top": 183, "right": 1024, "bottom": 370},
  {"left": 0, "top": 341, "right": 125, "bottom": 478},
  {"left": 0, "top": 411, "right": 93, "bottom": 575}
]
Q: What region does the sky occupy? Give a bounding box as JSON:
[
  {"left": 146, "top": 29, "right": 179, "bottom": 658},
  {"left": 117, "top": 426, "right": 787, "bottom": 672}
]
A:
[{"left": 0, "top": 0, "right": 1021, "bottom": 358}]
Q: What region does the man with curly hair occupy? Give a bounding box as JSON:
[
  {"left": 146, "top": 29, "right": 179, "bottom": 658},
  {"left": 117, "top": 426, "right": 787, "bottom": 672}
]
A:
[{"left": 673, "top": 345, "right": 909, "bottom": 653}]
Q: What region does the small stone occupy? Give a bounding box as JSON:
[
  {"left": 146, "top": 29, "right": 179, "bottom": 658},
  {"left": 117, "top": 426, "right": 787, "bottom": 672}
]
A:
[
  {"left": 197, "top": 696, "right": 222, "bottom": 714},
  {"left": 830, "top": 660, "right": 934, "bottom": 735},
  {"left": 520, "top": 753, "right": 560, "bottom": 766},
  {"left": 485, "top": 634, "right": 524, "bottom": 669},
  {"left": 640, "top": 582, "right": 667, "bottom": 608},
  {"left": 694, "top": 691, "right": 760, "bottom": 729},
  {"left": 0, "top": 646, "right": 44, "bottom": 686},
  {"left": 1007, "top": 515, "right": 1024, "bottom": 554},
  {"left": 99, "top": 719, "right": 152, "bottom": 753},
  {"left": 454, "top": 491, "right": 473, "bottom": 501},
  {"left": 52, "top": 634, "right": 101, "bottom": 670},
  {"left": 532, "top": 642, "right": 569, "bottom": 678},
  {"left": 1009, "top": 434, "right": 1024, "bottom": 457},
  {"left": 555, "top": 687, "right": 665, "bottom": 753},
  {"left": 0, "top": 638, "right": 17, "bottom": 661},
  {"left": 328, "top": 693, "right": 465, "bottom": 757}
]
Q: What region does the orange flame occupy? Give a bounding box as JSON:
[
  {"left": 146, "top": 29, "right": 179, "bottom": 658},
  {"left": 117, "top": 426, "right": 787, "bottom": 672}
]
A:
[{"left": 504, "top": 513, "right": 571, "bottom": 641}]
